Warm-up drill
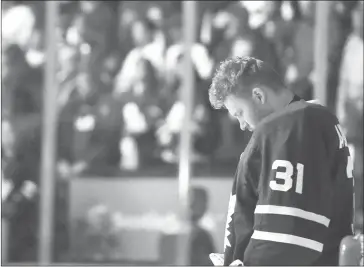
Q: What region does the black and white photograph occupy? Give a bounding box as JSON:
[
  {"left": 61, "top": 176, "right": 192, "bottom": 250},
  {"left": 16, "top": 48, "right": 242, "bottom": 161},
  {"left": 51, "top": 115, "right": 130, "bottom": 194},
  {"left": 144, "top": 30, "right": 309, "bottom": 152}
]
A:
[{"left": 1, "top": 1, "right": 363, "bottom": 266}]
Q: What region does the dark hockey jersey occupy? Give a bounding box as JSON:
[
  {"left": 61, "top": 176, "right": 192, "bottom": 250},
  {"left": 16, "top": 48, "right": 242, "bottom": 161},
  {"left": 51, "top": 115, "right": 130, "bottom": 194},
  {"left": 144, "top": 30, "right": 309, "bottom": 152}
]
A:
[{"left": 223, "top": 98, "right": 354, "bottom": 266}]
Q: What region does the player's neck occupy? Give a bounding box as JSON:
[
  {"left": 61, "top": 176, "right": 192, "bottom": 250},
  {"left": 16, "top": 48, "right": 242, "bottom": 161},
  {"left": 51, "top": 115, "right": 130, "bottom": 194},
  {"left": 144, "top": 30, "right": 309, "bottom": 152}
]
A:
[{"left": 271, "top": 90, "right": 295, "bottom": 112}]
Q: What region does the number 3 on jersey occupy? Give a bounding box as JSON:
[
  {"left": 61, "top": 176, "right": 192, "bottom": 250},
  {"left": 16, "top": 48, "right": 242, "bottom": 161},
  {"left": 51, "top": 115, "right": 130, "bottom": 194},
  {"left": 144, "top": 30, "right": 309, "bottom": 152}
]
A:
[{"left": 270, "top": 160, "right": 304, "bottom": 194}]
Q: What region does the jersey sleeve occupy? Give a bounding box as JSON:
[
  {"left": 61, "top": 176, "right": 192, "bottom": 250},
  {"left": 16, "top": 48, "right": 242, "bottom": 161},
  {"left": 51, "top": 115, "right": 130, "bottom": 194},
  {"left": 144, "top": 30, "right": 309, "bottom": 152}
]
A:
[{"left": 243, "top": 118, "right": 354, "bottom": 266}]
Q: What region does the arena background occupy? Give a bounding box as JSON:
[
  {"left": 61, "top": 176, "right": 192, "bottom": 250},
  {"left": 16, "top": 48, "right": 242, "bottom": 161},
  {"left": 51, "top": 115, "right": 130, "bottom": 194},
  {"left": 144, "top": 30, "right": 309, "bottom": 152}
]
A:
[{"left": 1, "top": 0, "right": 363, "bottom": 265}]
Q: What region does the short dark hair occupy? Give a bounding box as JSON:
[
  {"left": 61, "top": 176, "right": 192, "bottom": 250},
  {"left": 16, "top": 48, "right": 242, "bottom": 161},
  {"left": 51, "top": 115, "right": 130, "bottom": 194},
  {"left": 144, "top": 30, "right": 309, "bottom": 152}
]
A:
[{"left": 209, "top": 56, "right": 285, "bottom": 109}]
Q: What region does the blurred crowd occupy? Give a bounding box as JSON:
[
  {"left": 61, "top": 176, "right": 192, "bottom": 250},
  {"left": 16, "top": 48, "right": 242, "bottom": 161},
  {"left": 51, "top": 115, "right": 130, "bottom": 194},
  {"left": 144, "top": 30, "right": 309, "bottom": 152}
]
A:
[{"left": 1, "top": 0, "right": 363, "bottom": 263}]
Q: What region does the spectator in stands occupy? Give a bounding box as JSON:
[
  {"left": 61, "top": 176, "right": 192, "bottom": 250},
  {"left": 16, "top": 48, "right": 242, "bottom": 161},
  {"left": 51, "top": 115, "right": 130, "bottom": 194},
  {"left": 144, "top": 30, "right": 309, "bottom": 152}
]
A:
[
  {"left": 200, "top": 11, "right": 228, "bottom": 65},
  {"left": 240, "top": 1, "right": 282, "bottom": 74},
  {"left": 189, "top": 186, "right": 215, "bottom": 266},
  {"left": 322, "top": 1, "right": 358, "bottom": 112},
  {"left": 224, "top": 2, "right": 251, "bottom": 37},
  {"left": 146, "top": 5, "right": 167, "bottom": 54},
  {"left": 99, "top": 51, "right": 122, "bottom": 93},
  {"left": 3, "top": 115, "right": 41, "bottom": 262},
  {"left": 78, "top": 1, "right": 114, "bottom": 59},
  {"left": 260, "top": 1, "right": 296, "bottom": 76},
  {"left": 114, "top": 17, "right": 165, "bottom": 95},
  {"left": 283, "top": 0, "right": 315, "bottom": 100},
  {"left": 57, "top": 71, "right": 97, "bottom": 178},
  {"left": 336, "top": 0, "right": 363, "bottom": 228},
  {"left": 201, "top": 7, "right": 248, "bottom": 65},
  {"left": 6, "top": 180, "right": 39, "bottom": 262},
  {"left": 78, "top": 1, "right": 116, "bottom": 92},
  {"left": 117, "top": 6, "right": 138, "bottom": 61},
  {"left": 58, "top": 1, "right": 80, "bottom": 40},
  {"left": 4, "top": 114, "right": 69, "bottom": 262},
  {"left": 1, "top": 3, "right": 35, "bottom": 50},
  {"left": 121, "top": 58, "right": 164, "bottom": 167},
  {"left": 157, "top": 15, "right": 217, "bottom": 162},
  {"left": 165, "top": 15, "right": 214, "bottom": 83},
  {"left": 2, "top": 118, "right": 16, "bottom": 219},
  {"left": 176, "top": 53, "right": 221, "bottom": 159},
  {"left": 57, "top": 72, "right": 120, "bottom": 177},
  {"left": 2, "top": 44, "right": 43, "bottom": 116}
]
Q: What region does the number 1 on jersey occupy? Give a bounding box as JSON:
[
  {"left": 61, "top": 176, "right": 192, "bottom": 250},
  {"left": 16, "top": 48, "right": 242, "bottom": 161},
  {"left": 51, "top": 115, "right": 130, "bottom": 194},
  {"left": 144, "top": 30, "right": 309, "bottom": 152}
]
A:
[{"left": 270, "top": 160, "right": 304, "bottom": 194}]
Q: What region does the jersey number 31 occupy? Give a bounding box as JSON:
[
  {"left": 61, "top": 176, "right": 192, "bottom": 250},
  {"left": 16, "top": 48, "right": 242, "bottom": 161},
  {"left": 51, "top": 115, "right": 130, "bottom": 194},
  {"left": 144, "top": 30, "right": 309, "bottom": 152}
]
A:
[{"left": 270, "top": 160, "right": 304, "bottom": 194}]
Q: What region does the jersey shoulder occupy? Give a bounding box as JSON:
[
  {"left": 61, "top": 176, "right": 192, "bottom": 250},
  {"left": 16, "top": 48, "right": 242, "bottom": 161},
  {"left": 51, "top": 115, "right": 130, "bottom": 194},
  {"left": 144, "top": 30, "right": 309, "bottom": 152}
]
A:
[{"left": 255, "top": 100, "right": 338, "bottom": 139}]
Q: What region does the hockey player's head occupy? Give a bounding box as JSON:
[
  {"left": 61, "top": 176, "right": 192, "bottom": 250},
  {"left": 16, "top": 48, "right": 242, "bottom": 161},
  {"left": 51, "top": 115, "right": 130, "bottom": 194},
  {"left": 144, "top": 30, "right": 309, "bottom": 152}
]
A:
[{"left": 209, "top": 56, "right": 293, "bottom": 131}]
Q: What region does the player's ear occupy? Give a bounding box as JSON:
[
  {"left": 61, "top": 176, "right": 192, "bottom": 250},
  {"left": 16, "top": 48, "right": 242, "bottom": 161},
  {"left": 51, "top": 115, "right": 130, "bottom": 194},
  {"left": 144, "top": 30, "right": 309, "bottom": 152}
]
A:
[{"left": 252, "top": 87, "right": 266, "bottom": 104}]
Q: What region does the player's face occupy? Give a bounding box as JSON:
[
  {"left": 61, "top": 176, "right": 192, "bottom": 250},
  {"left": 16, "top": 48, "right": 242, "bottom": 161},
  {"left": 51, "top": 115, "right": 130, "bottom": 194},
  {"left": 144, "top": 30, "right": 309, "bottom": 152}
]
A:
[
  {"left": 224, "top": 95, "right": 255, "bottom": 131},
  {"left": 224, "top": 90, "right": 270, "bottom": 131}
]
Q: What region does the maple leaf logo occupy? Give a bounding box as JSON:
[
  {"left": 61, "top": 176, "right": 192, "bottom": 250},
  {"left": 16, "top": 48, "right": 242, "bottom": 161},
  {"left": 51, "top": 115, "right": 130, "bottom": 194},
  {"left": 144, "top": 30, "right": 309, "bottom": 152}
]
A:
[{"left": 224, "top": 194, "right": 236, "bottom": 251}]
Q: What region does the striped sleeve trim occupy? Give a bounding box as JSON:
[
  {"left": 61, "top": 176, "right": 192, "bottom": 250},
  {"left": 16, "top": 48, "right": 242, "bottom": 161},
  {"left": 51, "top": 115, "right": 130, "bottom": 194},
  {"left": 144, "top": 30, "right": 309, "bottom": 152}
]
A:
[
  {"left": 254, "top": 205, "right": 330, "bottom": 227},
  {"left": 251, "top": 230, "right": 324, "bottom": 252}
]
